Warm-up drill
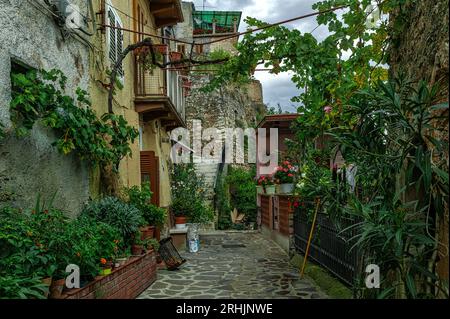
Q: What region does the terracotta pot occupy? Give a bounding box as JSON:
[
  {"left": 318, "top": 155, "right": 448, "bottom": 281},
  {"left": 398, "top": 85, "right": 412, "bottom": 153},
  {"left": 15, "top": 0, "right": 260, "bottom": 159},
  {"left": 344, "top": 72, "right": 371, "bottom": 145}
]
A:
[
  {"left": 131, "top": 244, "right": 144, "bottom": 256},
  {"left": 49, "top": 278, "right": 66, "bottom": 299},
  {"left": 140, "top": 225, "right": 155, "bottom": 240},
  {"left": 41, "top": 277, "right": 52, "bottom": 299},
  {"left": 155, "top": 44, "right": 168, "bottom": 54},
  {"left": 170, "top": 51, "right": 183, "bottom": 61},
  {"left": 175, "top": 216, "right": 187, "bottom": 225}
]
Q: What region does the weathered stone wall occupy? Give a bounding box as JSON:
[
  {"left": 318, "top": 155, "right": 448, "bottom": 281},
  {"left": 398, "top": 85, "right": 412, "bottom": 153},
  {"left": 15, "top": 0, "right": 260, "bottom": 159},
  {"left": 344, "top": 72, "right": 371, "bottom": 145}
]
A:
[
  {"left": 388, "top": 0, "right": 449, "bottom": 282},
  {"left": 0, "top": 0, "right": 90, "bottom": 217},
  {"left": 389, "top": 0, "right": 449, "bottom": 85}
]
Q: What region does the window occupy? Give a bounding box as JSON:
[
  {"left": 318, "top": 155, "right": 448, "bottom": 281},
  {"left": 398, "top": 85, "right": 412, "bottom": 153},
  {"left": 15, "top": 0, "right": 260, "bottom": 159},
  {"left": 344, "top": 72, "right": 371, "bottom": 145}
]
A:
[
  {"left": 106, "top": 1, "right": 124, "bottom": 78},
  {"left": 177, "top": 44, "right": 186, "bottom": 55},
  {"left": 195, "top": 44, "right": 203, "bottom": 54}
]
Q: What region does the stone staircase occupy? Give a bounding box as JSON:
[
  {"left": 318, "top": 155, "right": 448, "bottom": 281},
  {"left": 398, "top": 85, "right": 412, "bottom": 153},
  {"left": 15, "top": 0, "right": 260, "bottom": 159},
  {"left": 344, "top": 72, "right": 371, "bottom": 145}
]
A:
[{"left": 195, "top": 160, "right": 219, "bottom": 206}]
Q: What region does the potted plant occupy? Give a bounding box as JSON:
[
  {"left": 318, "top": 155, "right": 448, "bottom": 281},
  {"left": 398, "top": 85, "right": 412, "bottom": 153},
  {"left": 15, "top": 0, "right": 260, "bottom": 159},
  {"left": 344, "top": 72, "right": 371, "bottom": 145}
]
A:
[
  {"left": 170, "top": 51, "right": 183, "bottom": 61},
  {"left": 131, "top": 235, "right": 145, "bottom": 256},
  {"left": 125, "top": 182, "right": 167, "bottom": 239},
  {"left": 256, "top": 175, "right": 272, "bottom": 194},
  {"left": 99, "top": 258, "right": 112, "bottom": 276},
  {"left": 49, "top": 277, "right": 66, "bottom": 299},
  {"left": 154, "top": 44, "right": 168, "bottom": 54},
  {"left": 174, "top": 214, "right": 188, "bottom": 229},
  {"left": 143, "top": 238, "right": 160, "bottom": 252},
  {"left": 258, "top": 175, "right": 275, "bottom": 194},
  {"left": 273, "top": 161, "right": 297, "bottom": 194}
]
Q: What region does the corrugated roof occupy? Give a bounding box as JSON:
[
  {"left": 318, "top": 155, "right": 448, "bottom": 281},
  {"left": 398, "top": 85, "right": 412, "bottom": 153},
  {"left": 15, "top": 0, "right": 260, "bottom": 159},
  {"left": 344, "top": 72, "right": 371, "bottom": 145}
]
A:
[{"left": 193, "top": 10, "right": 242, "bottom": 34}]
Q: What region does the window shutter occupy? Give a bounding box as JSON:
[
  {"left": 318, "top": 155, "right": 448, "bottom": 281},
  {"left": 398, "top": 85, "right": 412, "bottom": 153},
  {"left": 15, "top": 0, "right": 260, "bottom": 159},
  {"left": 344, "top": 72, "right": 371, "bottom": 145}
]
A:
[
  {"left": 108, "top": 8, "right": 116, "bottom": 64},
  {"left": 116, "top": 21, "right": 124, "bottom": 77}
]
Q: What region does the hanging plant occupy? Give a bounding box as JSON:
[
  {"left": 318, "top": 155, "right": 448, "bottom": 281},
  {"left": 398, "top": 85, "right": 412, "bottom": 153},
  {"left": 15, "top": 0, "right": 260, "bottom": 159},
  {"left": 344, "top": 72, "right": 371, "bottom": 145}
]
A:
[{"left": 10, "top": 69, "right": 138, "bottom": 168}]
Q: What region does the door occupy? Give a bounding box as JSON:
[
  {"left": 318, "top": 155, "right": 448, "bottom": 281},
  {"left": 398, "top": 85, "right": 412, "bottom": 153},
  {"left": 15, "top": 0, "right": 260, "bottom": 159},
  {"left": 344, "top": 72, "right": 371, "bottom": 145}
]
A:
[{"left": 140, "top": 151, "right": 160, "bottom": 206}]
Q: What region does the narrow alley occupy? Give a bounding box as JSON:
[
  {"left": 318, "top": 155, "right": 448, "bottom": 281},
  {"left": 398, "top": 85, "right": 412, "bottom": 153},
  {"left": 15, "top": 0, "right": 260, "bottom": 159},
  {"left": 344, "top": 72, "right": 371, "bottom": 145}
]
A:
[{"left": 139, "top": 233, "right": 326, "bottom": 299}]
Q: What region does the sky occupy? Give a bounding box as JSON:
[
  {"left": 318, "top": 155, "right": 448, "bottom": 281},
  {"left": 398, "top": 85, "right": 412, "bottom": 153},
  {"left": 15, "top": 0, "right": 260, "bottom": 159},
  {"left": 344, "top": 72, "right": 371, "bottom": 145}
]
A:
[{"left": 190, "top": 0, "right": 336, "bottom": 112}]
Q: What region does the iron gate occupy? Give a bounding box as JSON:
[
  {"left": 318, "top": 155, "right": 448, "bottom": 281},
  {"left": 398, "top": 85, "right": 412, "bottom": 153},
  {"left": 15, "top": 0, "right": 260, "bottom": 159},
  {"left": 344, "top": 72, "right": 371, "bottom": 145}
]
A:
[{"left": 293, "top": 205, "right": 359, "bottom": 286}]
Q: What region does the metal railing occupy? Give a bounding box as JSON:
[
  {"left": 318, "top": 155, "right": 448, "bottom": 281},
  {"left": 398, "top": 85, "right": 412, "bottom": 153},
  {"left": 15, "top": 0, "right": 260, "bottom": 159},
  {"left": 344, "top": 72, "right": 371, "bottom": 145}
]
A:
[
  {"left": 134, "top": 57, "right": 186, "bottom": 122},
  {"left": 293, "top": 204, "right": 360, "bottom": 286}
]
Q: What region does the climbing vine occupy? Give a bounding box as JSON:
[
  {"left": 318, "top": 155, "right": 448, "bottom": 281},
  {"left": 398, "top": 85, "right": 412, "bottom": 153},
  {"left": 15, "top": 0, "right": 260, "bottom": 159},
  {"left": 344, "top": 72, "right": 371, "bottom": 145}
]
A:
[
  {"left": 9, "top": 68, "right": 138, "bottom": 168},
  {"left": 202, "top": 0, "right": 449, "bottom": 298}
]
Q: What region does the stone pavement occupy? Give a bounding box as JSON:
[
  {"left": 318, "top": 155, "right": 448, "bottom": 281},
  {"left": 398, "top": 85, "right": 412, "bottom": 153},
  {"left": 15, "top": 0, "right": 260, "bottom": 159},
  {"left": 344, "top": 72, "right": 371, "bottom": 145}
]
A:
[{"left": 139, "top": 232, "right": 327, "bottom": 299}]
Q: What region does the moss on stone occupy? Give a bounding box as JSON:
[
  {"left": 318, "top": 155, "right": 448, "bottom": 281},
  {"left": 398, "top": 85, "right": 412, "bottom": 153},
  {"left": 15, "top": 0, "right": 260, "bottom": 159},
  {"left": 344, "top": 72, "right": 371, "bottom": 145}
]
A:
[{"left": 289, "top": 253, "right": 353, "bottom": 299}]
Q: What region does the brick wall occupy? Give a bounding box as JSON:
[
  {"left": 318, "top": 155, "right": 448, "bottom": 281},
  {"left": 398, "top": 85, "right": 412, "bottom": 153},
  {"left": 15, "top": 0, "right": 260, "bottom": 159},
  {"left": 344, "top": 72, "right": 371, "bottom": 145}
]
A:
[
  {"left": 278, "top": 196, "right": 294, "bottom": 236},
  {"left": 62, "top": 250, "right": 157, "bottom": 299},
  {"left": 260, "top": 195, "right": 271, "bottom": 228}
]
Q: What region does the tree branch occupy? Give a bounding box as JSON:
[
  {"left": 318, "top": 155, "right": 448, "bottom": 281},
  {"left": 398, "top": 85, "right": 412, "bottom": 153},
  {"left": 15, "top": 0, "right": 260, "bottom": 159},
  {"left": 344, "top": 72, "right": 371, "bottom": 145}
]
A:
[{"left": 108, "top": 37, "right": 229, "bottom": 114}]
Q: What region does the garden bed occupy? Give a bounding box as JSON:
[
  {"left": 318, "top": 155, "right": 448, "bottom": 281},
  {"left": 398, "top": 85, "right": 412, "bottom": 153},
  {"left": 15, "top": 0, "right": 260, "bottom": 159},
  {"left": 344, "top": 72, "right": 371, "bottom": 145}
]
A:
[{"left": 62, "top": 250, "right": 157, "bottom": 299}]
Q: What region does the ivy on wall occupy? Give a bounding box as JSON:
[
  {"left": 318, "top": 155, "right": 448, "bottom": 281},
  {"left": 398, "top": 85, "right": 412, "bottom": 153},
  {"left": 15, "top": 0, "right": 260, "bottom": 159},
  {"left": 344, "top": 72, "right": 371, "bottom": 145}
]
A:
[{"left": 9, "top": 68, "right": 138, "bottom": 168}]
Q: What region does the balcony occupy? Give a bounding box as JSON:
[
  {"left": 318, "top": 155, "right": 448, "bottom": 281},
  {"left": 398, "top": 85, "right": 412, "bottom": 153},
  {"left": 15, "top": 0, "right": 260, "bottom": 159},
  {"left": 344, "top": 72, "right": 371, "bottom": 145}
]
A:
[{"left": 134, "top": 56, "right": 186, "bottom": 129}]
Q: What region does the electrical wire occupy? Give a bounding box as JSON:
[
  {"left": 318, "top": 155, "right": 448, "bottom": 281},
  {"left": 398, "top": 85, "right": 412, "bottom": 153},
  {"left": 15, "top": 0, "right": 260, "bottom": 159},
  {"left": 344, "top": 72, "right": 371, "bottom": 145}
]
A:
[
  {"left": 200, "top": 5, "right": 349, "bottom": 46},
  {"left": 100, "top": 24, "right": 194, "bottom": 45},
  {"left": 100, "top": 4, "right": 349, "bottom": 49}
]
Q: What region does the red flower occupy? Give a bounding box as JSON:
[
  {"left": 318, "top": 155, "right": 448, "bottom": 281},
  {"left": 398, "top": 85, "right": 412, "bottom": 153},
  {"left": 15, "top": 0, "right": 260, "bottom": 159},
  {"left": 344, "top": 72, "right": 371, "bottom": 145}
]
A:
[{"left": 100, "top": 258, "right": 107, "bottom": 265}]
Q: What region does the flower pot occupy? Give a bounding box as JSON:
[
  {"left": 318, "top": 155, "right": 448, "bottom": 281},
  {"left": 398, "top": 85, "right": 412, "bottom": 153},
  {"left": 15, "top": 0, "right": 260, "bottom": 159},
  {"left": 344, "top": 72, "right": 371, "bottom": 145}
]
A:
[
  {"left": 155, "top": 44, "right": 168, "bottom": 54},
  {"left": 132, "top": 244, "right": 144, "bottom": 256},
  {"left": 140, "top": 226, "right": 155, "bottom": 240},
  {"left": 265, "top": 185, "right": 276, "bottom": 195},
  {"left": 256, "top": 185, "right": 264, "bottom": 194},
  {"left": 279, "top": 183, "right": 295, "bottom": 194},
  {"left": 175, "top": 216, "right": 187, "bottom": 229},
  {"left": 41, "top": 277, "right": 52, "bottom": 299},
  {"left": 49, "top": 278, "right": 66, "bottom": 299},
  {"left": 170, "top": 51, "right": 183, "bottom": 61},
  {"left": 115, "top": 257, "right": 128, "bottom": 268}
]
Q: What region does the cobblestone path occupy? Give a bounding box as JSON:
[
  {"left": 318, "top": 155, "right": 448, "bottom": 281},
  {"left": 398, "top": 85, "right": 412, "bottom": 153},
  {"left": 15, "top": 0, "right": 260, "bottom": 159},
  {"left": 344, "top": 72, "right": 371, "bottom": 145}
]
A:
[{"left": 139, "top": 232, "right": 327, "bottom": 299}]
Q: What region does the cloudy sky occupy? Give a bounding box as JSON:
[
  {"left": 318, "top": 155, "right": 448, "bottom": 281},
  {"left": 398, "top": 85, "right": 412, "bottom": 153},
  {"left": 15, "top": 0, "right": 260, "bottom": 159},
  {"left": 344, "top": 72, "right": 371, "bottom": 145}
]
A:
[{"left": 190, "top": 0, "right": 338, "bottom": 112}]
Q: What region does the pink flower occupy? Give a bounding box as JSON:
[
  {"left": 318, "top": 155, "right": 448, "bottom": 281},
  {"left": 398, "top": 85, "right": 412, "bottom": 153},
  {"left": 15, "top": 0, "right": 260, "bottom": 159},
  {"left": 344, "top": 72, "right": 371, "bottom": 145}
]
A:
[
  {"left": 288, "top": 174, "right": 294, "bottom": 177},
  {"left": 324, "top": 106, "right": 333, "bottom": 114}
]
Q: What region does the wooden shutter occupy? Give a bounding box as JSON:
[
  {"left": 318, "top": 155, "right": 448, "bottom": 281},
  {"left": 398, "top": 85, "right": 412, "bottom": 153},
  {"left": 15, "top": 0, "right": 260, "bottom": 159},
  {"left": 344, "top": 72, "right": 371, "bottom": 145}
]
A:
[
  {"left": 107, "top": 5, "right": 124, "bottom": 78},
  {"left": 108, "top": 8, "right": 116, "bottom": 63},
  {"left": 117, "top": 21, "right": 124, "bottom": 77},
  {"left": 140, "top": 151, "right": 160, "bottom": 206}
]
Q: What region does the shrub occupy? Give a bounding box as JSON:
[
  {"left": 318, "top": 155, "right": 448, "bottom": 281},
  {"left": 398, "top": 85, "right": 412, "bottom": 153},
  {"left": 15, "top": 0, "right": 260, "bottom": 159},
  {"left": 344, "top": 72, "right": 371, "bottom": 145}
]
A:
[
  {"left": 0, "top": 207, "right": 58, "bottom": 279},
  {"left": 125, "top": 183, "right": 167, "bottom": 227},
  {"left": 226, "top": 166, "right": 257, "bottom": 223},
  {"left": 81, "top": 197, "right": 144, "bottom": 245},
  {"left": 170, "top": 163, "right": 213, "bottom": 223},
  {"left": 59, "top": 216, "right": 121, "bottom": 278},
  {"left": 215, "top": 175, "right": 233, "bottom": 230},
  {"left": 0, "top": 275, "right": 48, "bottom": 299}
]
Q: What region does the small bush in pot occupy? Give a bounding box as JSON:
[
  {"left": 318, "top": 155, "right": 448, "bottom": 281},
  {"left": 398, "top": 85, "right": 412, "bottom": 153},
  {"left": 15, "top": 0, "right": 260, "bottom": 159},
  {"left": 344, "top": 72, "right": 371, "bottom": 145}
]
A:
[{"left": 81, "top": 197, "right": 144, "bottom": 246}]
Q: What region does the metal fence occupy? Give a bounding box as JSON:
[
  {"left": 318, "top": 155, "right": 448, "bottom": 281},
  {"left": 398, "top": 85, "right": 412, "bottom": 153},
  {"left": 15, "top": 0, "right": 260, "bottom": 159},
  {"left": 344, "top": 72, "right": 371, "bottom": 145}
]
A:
[{"left": 293, "top": 205, "right": 359, "bottom": 286}]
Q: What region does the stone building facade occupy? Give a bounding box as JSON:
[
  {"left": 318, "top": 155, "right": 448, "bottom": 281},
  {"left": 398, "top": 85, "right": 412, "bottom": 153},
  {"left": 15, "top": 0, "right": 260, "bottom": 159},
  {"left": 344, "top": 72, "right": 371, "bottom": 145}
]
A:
[
  {"left": 0, "top": 0, "right": 186, "bottom": 218},
  {"left": 0, "top": 0, "right": 91, "bottom": 217},
  {"left": 388, "top": 0, "right": 449, "bottom": 282},
  {"left": 174, "top": 2, "right": 266, "bottom": 205}
]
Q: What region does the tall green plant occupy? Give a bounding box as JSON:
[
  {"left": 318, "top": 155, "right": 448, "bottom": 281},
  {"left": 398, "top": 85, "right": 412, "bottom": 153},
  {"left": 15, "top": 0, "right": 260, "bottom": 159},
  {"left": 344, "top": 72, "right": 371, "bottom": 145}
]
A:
[
  {"left": 332, "top": 76, "right": 449, "bottom": 298},
  {"left": 9, "top": 69, "right": 138, "bottom": 167},
  {"left": 81, "top": 197, "right": 144, "bottom": 245}
]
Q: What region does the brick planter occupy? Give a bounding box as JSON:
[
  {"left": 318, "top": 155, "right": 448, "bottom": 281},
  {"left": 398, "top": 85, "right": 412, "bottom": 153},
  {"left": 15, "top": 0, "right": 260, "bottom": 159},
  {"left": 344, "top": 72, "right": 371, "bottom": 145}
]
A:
[{"left": 62, "top": 250, "right": 157, "bottom": 299}]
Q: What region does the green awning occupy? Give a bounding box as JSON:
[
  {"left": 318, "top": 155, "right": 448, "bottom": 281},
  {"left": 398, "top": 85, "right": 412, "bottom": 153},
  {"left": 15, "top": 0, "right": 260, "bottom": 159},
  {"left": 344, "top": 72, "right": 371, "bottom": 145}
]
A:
[{"left": 193, "top": 11, "right": 242, "bottom": 35}]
